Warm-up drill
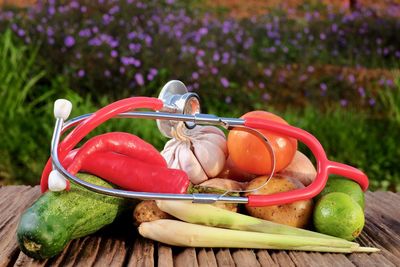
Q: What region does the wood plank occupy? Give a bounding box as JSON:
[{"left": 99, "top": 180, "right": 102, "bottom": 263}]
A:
[
  {"left": 93, "top": 238, "right": 127, "bottom": 266},
  {"left": 269, "top": 251, "right": 296, "bottom": 267},
  {"left": 174, "top": 248, "right": 198, "bottom": 267},
  {"left": 291, "top": 251, "right": 355, "bottom": 267},
  {"left": 197, "top": 248, "right": 217, "bottom": 267},
  {"left": 0, "top": 187, "right": 41, "bottom": 267},
  {"left": 215, "top": 249, "right": 235, "bottom": 267},
  {"left": 127, "top": 237, "right": 155, "bottom": 267},
  {"left": 3, "top": 190, "right": 400, "bottom": 266},
  {"left": 13, "top": 252, "right": 47, "bottom": 267},
  {"left": 347, "top": 251, "right": 397, "bottom": 267},
  {"left": 256, "top": 250, "right": 278, "bottom": 267},
  {"left": 158, "top": 244, "right": 173, "bottom": 267},
  {"left": 231, "top": 249, "right": 260, "bottom": 267}
]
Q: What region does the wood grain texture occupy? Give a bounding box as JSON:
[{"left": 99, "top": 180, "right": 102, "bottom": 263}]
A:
[
  {"left": 197, "top": 248, "right": 218, "bottom": 267},
  {"left": 158, "top": 244, "right": 174, "bottom": 267},
  {"left": 0, "top": 187, "right": 399, "bottom": 267}
]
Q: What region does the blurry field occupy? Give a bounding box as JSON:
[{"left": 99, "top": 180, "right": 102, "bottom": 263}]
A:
[{"left": 0, "top": 0, "right": 399, "bottom": 191}]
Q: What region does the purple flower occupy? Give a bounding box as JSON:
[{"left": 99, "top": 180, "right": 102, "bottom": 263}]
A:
[
  {"left": 225, "top": 96, "right": 232, "bottom": 104},
  {"left": 47, "top": 28, "right": 54, "bottom": 36},
  {"left": 340, "top": 99, "right": 348, "bottom": 107},
  {"left": 119, "top": 67, "right": 125, "bottom": 74},
  {"left": 197, "top": 50, "right": 205, "bottom": 57},
  {"left": 198, "top": 27, "right": 208, "bottom": 35},
  {"left": 220, "top": 77, "right": 229, "bottom": 88},
  {"left": 331, "top": 23, "right": 338, "bottom": 32},
  {"left": 77, "top": 69, "right": 85, "bottom": 77},
  {"left": 197, "top": 59, "right": 204, "bottom": 68},
  {"left": 211, "top": 67, "right": 218, "bottom": 75},
  {"left": 145, "top": 35, "right": 152, "bottom": 46},
  {"left": 79, "top": 29, "right": 91, "bottom": 38},
  {"left": 102, "top": 14, "right": 113, "bottom": 25},
  {"left": 17, "top": 29, "right": 25, "bottom": 37},
  {"left": 64, "top": 36, "right": 75, "bottom": 47},
  {"left": 369, "top": 98, "right": 376, "bottom": 106},
  {"left": 149, "top": 68, "right": 158, "bottom": 76},
  {"left": 80, "top": 6, "right": 87, "bottom": 13},
  {"left": 320, "top": 33, "right": 326, "bottom": 40},
  {"left": 104, "top": 70, "right": 111, "bottom": 77},
  {"left": 299, "top": 74, "right": 308, "bottom": 82},
  {"left": 264, "top": 68, "right": 272, "bottom": 77},
  {"left": 135, "top": 73, "right": 144, "bottom": 86},
  {"left": 109, "top": 5, "right": 120, "bottom": 15},
  {"left": 386, "top": 79, "right": 394, "bottom": 87},
  {"left": 213, "top": 52, "right": 220, "bottom": 61},
  {"left": 70, "top": 1, "right": 79, "bottom": 8},
  {"left": 88, "top": 38, "right": 101, "bottom": 46},
  {"left": 48, "top": 7, "right": 56, "bottom": 16},
  {"left": 127, "top": 32, "right": 136, "bottom": 40},
  {"left": 192, "top": 72, "right": 199, "bottom": 80},
  {"left": 348, "top": 74, "right": 356, "bottom": 83},
  {"left": 110, "top": 50, "right": 118, "bottom": 58},
  {"left": 320, "top": 83, "right": 327, "bottom": 91},
  {"left": 358, "top": 87, "right": 366, "bottom": 97},
  {"left": 262, "top": 93, "right": 271, "bottom": 101},
  {"left": 307, "top": 66, "right": 315, "bottom": 73},
  {"left": 259, "top": 82, "right": 265, "bottom": 89}
]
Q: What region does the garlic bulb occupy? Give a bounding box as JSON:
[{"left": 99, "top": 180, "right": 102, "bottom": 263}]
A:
[{"left": 161, "top": 122, "right": 227, "bottom": 184}]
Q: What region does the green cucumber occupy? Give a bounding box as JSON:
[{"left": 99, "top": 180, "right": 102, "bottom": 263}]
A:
[{"left": 17, "top": 173, "right": 132, "bottom": 259}]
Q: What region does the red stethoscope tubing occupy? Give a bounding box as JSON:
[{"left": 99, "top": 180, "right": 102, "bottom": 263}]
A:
[
  {"left": 40, "top": 97, "right": 163, "bottom": 192},
  {"left": 40, "top": 97, "right": 369, "bottom": 207},
  {"left": 244, "top": 117, "right": 369, "bottom": 207}
]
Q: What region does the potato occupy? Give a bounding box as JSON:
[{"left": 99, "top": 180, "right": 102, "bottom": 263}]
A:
[
  {"left": 133, "top": 200, "right": 172, "bottom": 225},
  {"left": 279, "top": 151, "right": 317, "bottom": 186},
  {"left": 244, "top": 175, "right": 313, "bottom": 228}
]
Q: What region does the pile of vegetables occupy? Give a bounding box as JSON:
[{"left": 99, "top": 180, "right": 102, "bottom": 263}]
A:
[{"left": 17, "top": 109, "right": 377, "bottom": 260}]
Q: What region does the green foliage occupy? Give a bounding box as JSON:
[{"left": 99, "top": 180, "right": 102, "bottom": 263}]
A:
[
  {"left": 0, "top": 30, "right": 166, "bottom": 185},
  {"left": 281, "top": 106, "right": 400, "bottom": 192}
]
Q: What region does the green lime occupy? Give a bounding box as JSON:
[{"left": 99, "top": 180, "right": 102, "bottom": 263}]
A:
[
  {"left": 316, "top": 177, "right": 365, "bottom": 210},
  {"left": 313, "top": 192, "right": 365, "bottom": 241}
]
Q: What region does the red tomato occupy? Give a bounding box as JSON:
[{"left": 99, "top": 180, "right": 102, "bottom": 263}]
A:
[{"left": 227, "top": 111, "right": 297, "bottom": 175}]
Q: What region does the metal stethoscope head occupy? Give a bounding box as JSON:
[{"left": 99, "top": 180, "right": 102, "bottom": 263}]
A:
[
  {"left": 42, "top": 80, "right": 369, "bottom": 207},
  {"left": 156, "top": 80, "right": 201, "bottom": 137}
]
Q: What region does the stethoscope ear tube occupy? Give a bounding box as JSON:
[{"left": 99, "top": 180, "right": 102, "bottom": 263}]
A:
[{"left": 244, "top": 117, "right": 369, "bottom": 207}]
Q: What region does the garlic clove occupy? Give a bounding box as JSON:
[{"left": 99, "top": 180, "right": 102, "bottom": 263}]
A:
[
  {"left": 198, "top": 126, "right": 226, "bottom": 138},
  {"left": 192, "top": 140, "right": 226, "bottom": 178},
  {"left": 178, "top": 142, "right": 208, "bottom": 184},
  {"left": 169, "top": 145, "right": 181, "bottom": 170},
  {"left": 196, "top": 133, "right": 228, "bottom": 156},
  {"left": 161, "top": 139, "right": 179, "bottom": 167}
]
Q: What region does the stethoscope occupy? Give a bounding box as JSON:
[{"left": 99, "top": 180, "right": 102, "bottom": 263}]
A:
[{"left": 41, "top": 80, "right": 368, "bottom": 207}]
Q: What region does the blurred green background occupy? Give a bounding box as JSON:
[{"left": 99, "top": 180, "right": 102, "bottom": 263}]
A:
[{"left": 0, "top": 0, "right": 399, "bottom": 191}]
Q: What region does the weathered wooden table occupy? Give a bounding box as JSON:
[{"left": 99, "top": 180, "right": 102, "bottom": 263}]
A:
[{"left": 0, "top": 185, "right": 399, "bottom": 267}]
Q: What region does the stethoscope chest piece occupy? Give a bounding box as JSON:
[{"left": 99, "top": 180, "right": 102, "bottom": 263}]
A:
[{"left": 157, "top": 80, "right": 200, "bottom": 137}]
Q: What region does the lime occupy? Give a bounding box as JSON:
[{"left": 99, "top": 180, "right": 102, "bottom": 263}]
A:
[
  {"left": 316, "top": 177, "right": 365, "bottom": 210},
  {"left": 313, "top": 192, "right": 365, "bottom": 241}
]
